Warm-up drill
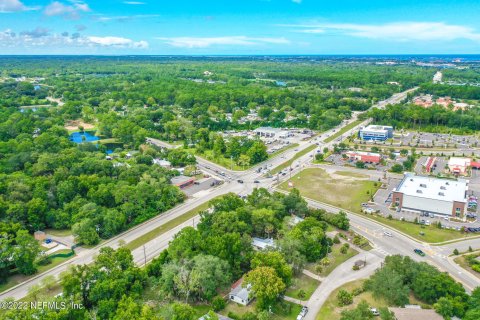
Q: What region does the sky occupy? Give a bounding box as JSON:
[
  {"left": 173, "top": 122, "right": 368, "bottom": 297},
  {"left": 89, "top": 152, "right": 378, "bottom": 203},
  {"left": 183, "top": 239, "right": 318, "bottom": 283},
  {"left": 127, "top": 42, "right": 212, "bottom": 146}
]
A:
[{"left": 0, "top": 0, "right": 479, "bottom": 55}]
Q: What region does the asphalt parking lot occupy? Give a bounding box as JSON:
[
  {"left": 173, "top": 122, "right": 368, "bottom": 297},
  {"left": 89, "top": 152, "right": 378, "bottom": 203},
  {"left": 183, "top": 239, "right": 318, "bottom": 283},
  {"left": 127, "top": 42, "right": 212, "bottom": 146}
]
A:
[
  {"left": 182, "top": 177, "right": 221, "bottom": 197},
  {"left": 394, "top": 131, "right": 480, "bottom": 151}
]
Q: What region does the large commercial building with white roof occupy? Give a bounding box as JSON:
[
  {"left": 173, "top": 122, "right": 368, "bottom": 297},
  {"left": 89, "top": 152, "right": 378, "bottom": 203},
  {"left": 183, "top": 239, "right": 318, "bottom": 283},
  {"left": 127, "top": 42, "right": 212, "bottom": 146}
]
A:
[
  {"left": 359, "top": 125, "right": 393, "bottom": 141},
  {"left": 392, "top": 173, "right": 469, "bottom": 218}
]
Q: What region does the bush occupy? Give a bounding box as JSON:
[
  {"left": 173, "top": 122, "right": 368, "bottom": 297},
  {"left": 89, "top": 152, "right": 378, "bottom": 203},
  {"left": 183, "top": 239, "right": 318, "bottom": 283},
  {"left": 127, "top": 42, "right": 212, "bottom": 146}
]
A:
[
  {"left": 453, "top": 249, "right": 459, "bottom": 255},
  {"left": 352, "top": 265, "right": 360, "bottom": 271},
  {"left": 340, "top": 243, "right": 349, "bottom": 254},
  {"left": 227, "top": 312, "right": 241, "bottom": 320},
  {"left": 212, "top": 296, "right": 226, "bottom": 311},
  {"left": 298, "top": 289, "right": 306, "bottom": 299},
  {"left": 241, "top": 312, "right": 257, "bottom": 320},
  {"left": 315, "top": 264, "right": 323, "bottom": 274},
  {"left": 337, "top": 289, "right": 353, "bottom": 306},
  {"left": 352, "top": 287, "right": 364, "bottom": 296},
  {"left": 333, "top": 235, "right": 340, "bottom": 244}
]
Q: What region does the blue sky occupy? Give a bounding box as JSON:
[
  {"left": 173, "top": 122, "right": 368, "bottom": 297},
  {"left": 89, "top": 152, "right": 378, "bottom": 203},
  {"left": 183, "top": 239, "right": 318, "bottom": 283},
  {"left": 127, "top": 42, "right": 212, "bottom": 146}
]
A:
[{"left": 0, "top": 0, "right": 479, "bottom": 54}]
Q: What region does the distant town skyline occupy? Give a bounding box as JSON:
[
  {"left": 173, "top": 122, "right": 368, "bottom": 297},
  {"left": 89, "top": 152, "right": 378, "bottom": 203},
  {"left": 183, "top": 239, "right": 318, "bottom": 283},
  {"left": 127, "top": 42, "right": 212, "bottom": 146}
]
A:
[{"left": 1, "top": 0, "right": 479, "bottom": 55}]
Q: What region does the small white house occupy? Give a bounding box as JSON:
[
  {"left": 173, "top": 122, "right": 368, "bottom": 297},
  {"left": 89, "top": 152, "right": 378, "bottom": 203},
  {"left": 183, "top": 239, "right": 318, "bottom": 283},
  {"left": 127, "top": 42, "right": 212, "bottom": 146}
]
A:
[
  {"left": 152, "top": 158, "right": 172, "bottom": 169},
  {"left": 229, "top": 278, "right": 253, "bottom": 306},
  {"left": 251, "top": 237, "right": 276, "bottom": 251}
]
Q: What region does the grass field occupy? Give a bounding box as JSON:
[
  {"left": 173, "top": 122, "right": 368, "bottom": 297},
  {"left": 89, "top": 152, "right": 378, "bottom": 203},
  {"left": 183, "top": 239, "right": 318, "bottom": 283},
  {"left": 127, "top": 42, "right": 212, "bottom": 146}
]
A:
[
  {"left": 366, "top": 214, "right": 475, "bottom": 243},
  {"left": 279, "top": 168, "right": 379, "bottom": 212},
  {"left": 316, "top": 279, "right": 428, "bottom": 320},
  {"left": 221, "top": 300, "right": 303, "bottom": 320},
  {"left": 315, "top": 279, "right": 387, "bottom": 320},
  {"left": 271, "top": 144, "right": 317, "bottom": 174},
  {"left": 124, "top": 197, "right": 219, "bottom": 251},
  {"left": 324, "top": 120, "right": 362, "bottom": 144},
  {"left": 285, "top": 273, "right": 320, "bottom": 300},
  {"left": 44, "top": 229, "right": 72, "bottom": 237},
  {"left": 197, "top": 143, "right": 299, "bottom": 171},
  {"left": 307, "top": 244, "right": 359, "bottom": 277}
]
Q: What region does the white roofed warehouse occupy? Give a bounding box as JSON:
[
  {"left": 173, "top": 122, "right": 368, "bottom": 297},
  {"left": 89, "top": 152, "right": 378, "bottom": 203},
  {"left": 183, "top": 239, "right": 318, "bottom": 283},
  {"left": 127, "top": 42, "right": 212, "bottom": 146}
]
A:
[{"left": 392, "top": 173, "right": 469, "bottom": 219}]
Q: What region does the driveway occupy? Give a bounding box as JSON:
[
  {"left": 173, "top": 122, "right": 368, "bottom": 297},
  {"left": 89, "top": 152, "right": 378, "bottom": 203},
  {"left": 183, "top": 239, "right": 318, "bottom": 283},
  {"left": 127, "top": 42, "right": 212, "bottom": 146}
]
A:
[{"left": 303, "top": 252, "right": 383, "bottom": 320}]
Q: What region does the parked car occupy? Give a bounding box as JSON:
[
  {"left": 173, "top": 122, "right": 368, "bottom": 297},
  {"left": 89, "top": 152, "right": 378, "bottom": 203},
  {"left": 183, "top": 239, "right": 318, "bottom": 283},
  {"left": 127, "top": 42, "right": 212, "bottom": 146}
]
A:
[
  {"left": 370, "top": 308, "right": 380, "bottom": 316},
  {"left": 297, "top": 306, "right": 309, "bottom": 320},
  {"left": 414, "top": 249, "right": 426, "bottom": 257},
  {"left": 254, "top": 180, "right": 260, "bottom": 183}
]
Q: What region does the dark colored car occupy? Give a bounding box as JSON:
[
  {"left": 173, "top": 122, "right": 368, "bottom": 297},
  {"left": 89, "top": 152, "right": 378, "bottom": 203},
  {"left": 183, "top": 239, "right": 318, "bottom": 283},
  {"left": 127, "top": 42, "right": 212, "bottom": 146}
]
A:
[
  {"left": 414, "top": 249, "right": 426, "bottom": 256},
  {"left": 237, "top": 179, "right": 244, "bottom": 184}
]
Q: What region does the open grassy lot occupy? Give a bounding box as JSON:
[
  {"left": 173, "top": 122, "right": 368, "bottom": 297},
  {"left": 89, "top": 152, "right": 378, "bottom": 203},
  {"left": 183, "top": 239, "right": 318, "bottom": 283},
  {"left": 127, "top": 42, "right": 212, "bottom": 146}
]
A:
[
  {"left": 271, "top": 144, "right": 317, "bottom": 174},
  {"left": 316, "top": 279, "right": 428, "bottom": 320},
  {"left": 315, "top": 280, "right": 387, "bottom": 320},
  {"left": 221, "top": 300, "right": 303, "bottom": 320},
  {"left": 365, "top": 214, "right": 475, "bottom": 243},
  {"left": 307, "top": 243, "right": 359, "bottom": 277},
  {"left": 285, "top": 273, "right": 320, "bottom": 300},
  {"left": 44, "top": 229, "right": 72, "bottom": 237},
  {"left": 196, "top": 143, "right": 299, "bottom": 171},
  {"left": 124, "top": 197, "right": 219, "bottom": 251},
  {"left": 279, "top": 168, "right": 379, "bottom": 212},
  {"left": 324, "top": 120, "right": 362, "bottom": 143}
]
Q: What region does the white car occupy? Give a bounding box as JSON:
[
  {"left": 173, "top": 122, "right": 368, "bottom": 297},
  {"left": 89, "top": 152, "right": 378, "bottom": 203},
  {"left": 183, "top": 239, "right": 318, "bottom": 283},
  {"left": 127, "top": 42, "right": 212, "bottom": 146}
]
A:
[
  {"left": 363, "top": 207, "right": 375, "bottom": 214},
  {"left": 370, "top": 308, "right": 380, "bottom": 316},
  {"left": 383, "top": 231, "right": 393, "bottom": 237},
  {"left": 297, "top": 306, "right": 309, "bottom": 320}
]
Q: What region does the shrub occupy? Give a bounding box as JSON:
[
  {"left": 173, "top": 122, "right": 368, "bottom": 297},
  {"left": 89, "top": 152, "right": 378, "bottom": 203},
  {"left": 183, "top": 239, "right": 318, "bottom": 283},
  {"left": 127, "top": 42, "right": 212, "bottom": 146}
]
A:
[
  {"left": 298, "top": 289, "right": 306, "bottom": 299},
  {"left": 453, "top": 249, "right": 459, "bottom": 255},
  {"left": 340, "top": 244, "right": 349, "bottom": 254},
  {"left": 337, "top": 289, "right": 353, "bottom": 306},
  {"left": 352, "top": 265, "right": 360, "bottom": 271},
  {"left": 227, "top": 312, "right": 240, "bottom": 320},
  {"left": 352, "top": 287, "right": 364, "bottom": 296},
  {"left": 333, "top": 235, "right": 340, "bottom": 244},
  {"left": 212, "top": 296, "right": 226, "bottom": 311}
]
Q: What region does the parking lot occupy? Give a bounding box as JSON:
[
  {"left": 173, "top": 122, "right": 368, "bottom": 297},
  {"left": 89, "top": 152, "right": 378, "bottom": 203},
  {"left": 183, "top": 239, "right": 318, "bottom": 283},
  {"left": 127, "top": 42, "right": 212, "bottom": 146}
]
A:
[
  {"left": 393, "top": 131, "right": 480, "bottom": 151},
  {"left": 182, "top": 176, "right": 222, "bottom": 197}
]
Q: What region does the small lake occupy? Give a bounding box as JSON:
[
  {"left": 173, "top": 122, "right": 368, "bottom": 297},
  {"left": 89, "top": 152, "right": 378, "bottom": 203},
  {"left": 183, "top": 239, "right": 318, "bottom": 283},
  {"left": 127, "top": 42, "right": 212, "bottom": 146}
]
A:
[{"left": 69, "top": 132, "right": 100, "bottom": 143}]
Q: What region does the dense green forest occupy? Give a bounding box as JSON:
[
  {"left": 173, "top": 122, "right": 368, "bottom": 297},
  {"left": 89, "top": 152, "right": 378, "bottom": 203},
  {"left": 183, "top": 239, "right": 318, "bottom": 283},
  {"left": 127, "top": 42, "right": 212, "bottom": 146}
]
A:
[{"left": 367, "top": 103, "right": 480, "bottom": 133}]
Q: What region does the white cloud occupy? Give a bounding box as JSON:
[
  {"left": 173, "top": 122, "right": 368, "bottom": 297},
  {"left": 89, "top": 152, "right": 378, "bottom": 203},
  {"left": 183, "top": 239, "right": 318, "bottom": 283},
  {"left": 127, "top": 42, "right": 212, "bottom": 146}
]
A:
[
  {"left": 44, "top": 1, "right": 90, "bottom": 19},
  {"left": 156, "top": 36, "right": 290, "bottom": 48},
  {"left": 93, "top": 14, "right": 159, "bottom": 22},
  {"left": 88, "top": 36, "right": 148, "bottom": 48},
  {"left": 287, "top": 22, "right": 480, "bottom": 42},
  {"left": 0, "top": 0, "right": 38, "bottom": 12},
  {"left": 123, "top": 1, "right": 145, "bottom": 4},
  {"left": 0, "top": 29, "right": 148, "bottom": 49},
  {"left": 292, "top": 0, "right": 302, "bottom": 3}
]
